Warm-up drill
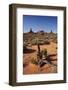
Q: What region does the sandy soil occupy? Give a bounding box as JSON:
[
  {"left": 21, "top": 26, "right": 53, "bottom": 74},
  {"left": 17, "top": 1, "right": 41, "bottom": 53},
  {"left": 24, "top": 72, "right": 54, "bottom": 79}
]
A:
[{"left": 23, "top": 42, "right": 57, "bottom": 75}]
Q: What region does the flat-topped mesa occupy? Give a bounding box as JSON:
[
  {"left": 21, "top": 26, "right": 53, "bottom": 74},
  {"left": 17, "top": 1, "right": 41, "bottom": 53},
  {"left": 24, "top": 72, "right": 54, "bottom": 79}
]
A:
[{"left": 37, "top": 30, "right": 44, "bottom": 35}]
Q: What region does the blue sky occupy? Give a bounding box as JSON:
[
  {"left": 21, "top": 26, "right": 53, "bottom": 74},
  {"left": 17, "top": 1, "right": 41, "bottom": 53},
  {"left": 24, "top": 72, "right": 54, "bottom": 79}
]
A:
[{"left": 23, "top": 15, "right": 57, "bottom": 33}]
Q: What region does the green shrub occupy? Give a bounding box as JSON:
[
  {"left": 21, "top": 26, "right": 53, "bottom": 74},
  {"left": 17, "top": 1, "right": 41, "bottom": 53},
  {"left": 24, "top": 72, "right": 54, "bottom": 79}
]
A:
[
  {"left": 31, "top": 38, "right": 50, "bottom": 45},
  {"left": 31, "top": 58, "right": 38, "bottom": 65},
  {"left": 41, "top": 49, "right": 47, "bottom": 57},
  {"left": 31, "top": 39, "right": 37, "bottom": 45}
]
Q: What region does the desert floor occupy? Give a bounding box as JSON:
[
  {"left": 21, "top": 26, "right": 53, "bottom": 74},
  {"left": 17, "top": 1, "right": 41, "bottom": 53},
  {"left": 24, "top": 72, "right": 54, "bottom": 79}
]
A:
[{"left": 23, "top": 42, "right": 57, "bottom": 75}]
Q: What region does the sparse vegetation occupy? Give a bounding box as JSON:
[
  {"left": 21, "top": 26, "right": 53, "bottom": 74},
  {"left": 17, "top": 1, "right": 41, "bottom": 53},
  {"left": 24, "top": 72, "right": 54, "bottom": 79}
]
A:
[
  {"left": 23, "top": 30, "right": 57, "bottom": 74},
  {"left": 31, "top": 38, "right": 50, "bottom": 45},
  {"left": 31, "top": 58, "right": 38, "bottom": 65},
  {"left": 23, "top": 30, "right": 56, "bottom": 46},
  {"left": 42, "top": 49, "right": 47, "bottom": 56}
]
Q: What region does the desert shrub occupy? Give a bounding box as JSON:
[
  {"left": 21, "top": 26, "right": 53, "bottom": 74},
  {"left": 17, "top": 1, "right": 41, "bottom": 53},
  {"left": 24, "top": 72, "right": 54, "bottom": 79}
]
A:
[
  {"left": 38, "top": 41, "right": 45, "bottom": 45},
  {"left": 41, "top": 49, "right": 47, "bottom": 57},
  {"left": 31, "top": 38, "right": 49, "bottom": 45},
  {"left": 31, "top": 58, "right": 38, "bottom": 65},
  {"left": 31, "top": 39, "right": 37, "bottom": 45},
  {"left": 31, "top": 38, "right": 39, "bottom": 45},
  {"left": 31, "top": 38, "right": 50, "bottom": 45}
]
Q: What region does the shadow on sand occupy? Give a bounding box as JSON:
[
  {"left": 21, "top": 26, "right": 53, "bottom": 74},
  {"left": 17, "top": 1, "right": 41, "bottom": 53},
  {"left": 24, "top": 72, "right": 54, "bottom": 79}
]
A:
[
  {"left": 23, "top": 48, "right": 36, "bottom": 53},
  {"left": 48, "top": 54, "right": 57, "bottom": 57}
]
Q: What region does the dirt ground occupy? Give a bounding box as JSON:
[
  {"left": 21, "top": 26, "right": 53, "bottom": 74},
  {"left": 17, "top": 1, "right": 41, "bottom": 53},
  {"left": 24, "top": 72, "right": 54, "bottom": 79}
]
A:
[{"left": 23, "top": 42, "right": 57, "bottom": 75}]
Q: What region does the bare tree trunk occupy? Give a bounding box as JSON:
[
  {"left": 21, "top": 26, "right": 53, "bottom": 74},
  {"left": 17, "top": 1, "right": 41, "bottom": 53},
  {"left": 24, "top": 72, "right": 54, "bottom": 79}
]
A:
[
  {"left": 38, "top": 44, "right": 40, "bottom": 55},
  {"left": 37, "top": 44, "right": 42, "bottom": 63}
]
